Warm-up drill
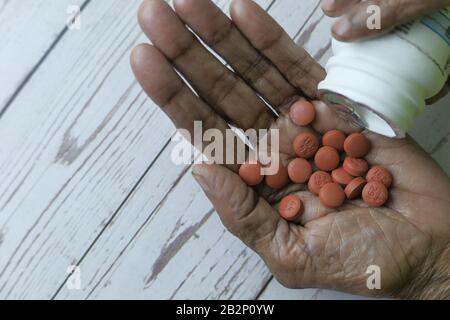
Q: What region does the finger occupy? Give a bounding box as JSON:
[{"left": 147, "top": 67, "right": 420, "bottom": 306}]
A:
[
  {"left": 332, "top": 0, "right": 450, "bottom": 41},
  {"left": 138, "top": 0, "right": 274, "bottom": 131},
  {"left": 321, "top": 0, "right": 361, "bottom": 17},
  {"left": 131, "top": 44, "right": 243, "bottom": 172},
  {"left": 290, "top": 191, "right": 361, "bottom": 225},
  {"left": 311, "top": 100, "right": 362, "bottom": 134},
  {"left": 230, "top": 0, "right": 326, "bottom": 98},
  {"left": 268, "top": 100, "right": 360, "bottom": 157},
  {"left": 173, "top": 0, "right": 297, "bottom": 109},
  {"left": 192, "top": 163, "right": 300, "bottom": 256},
  {"left": 269, "top": 101, "right": 318, "bottom": 156}
]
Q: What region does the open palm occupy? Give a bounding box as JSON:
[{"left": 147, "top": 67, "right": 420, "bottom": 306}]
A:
[{"left": 131, "top": 0, "right": 450, "bottom": 298}]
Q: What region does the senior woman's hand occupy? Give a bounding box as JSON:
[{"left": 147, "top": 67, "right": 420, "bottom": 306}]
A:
[
  {"left": 131, "top": 0, "right": 450, "bottom": 299},
  {"left": 321, "top": 0, "right": 450, "bottom": 104},
  {"left": 321, "top": 0, "right": 450, "bottom": 41}
]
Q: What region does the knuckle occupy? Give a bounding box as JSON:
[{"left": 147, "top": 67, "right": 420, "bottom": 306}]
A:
[
  {"left": 171, "top": 36, "right": 196, "bottom": 61},
  {"left": 209, "top": 70, "right": 238, "bottom": 107},
  {"left": 209, "top": 22, "right": 234, "bottom": 47},
  {"left": 286, "top": 54, "right": 312, "bottom": 84},
  {"left": 258, "top": 29, "right": 284, "bottom": 52},
  {"left": 242, "top": 54, "right": 271, "bottom": 84}
]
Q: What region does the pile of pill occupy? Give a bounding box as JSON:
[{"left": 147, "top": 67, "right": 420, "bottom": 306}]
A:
[{"left": 238, "top": 100, "right": 393, "bottom": 222}]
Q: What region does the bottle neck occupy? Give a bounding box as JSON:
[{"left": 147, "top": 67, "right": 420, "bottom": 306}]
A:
[{"left": 318, "top": 55, "right": 425, "bottom": 138}]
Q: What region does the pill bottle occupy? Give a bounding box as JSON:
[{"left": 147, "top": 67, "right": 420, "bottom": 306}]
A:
[{"left": 318, "top": 8, "right": 450, "bottom": 138}]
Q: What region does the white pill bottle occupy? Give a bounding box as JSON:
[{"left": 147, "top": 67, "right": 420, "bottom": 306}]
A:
[{"left": 318, "top": 8, "right": 450, "bottom": 138}]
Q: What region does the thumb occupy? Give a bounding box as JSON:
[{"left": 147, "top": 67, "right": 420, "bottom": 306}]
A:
[
  {"left": 332, "top": 0, "right": 450, "bottom": 42},
  {"left": 192, "top": 163, "right": 317, "bottom": 289},
  {"left": 192, "top": 163, "right": 283, "bottom": 254},
  {"left": 321, "top": 0, "right": 361, "bottom": 17}
]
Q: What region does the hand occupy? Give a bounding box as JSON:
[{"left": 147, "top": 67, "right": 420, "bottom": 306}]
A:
[
  {"left": 321, "top": 0, "right": 450, "bottom": 105},
  {"left": 321, "top": 0, "right": 450, "bottom": 41},
  {"left": 131, "top": 0, "right": 450, "bottom": 298}
]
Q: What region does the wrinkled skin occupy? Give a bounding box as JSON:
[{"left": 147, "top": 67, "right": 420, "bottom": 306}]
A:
[{"left": 131, "top": 0, "right": 450, "bottom": 298}]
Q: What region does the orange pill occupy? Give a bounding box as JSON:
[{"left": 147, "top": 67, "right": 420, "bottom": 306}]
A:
[
  {"left": 343, "top": 157, "right": 369, "bottom": 177},
  {"left": 308, "top": 171, "right": 332, "bottom": 195},
  {"left": 293, "top": 132, "right": 319, "bottom": 159},
  {"left": 366, "top": 166, "right": 393, "bottom": 188},
  {"left": 314, "top": 146, "right": 340, "bottom": 172},
  {"left": 323, "top": 130, "right": 346, "bottom": 152},
  {"left": 332, "top": 167, "right": 354, "bottom": 186},
  {"left": 362, "top": 181, "right": 389, "bottom": 207},
  {"left": 345, "top": 177, "right": 367, "bottom": 200},
  {"left": 265, "top": 164, "right": 289, "bottom": 189},
  {"left": 319, "top": 182, "right": 346, "bottom": 209},
  {"left": 287, "top": 158, "right": 313, "bottom": 184},
  {"left": 279, "top": 194, "right": 304, "bottom": 221},
  {"left": 289, "top": 100, "right": 316, "bottom": 126},
  {"left": 344, "top": 133, "right": 371, "bottom": 158},
  {"left": 239, "top": 161, "right": 263, "bottom": 186}
]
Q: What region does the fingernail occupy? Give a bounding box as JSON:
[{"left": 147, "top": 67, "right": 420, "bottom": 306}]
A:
[
  {"left": 321, "top": 0, "right": 336, "bottom": 12},
  {"left": 332, "top": 17, "right": 352, "bottom": 38}
]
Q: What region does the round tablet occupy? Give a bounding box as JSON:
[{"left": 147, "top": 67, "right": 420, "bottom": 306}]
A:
[
  {"left": 293, "top": 133, "right": 320, "bottom": 159},
  {"left": 314, "top": 146, "right": 340, "bottom": 172},
  {"left": 278, "top": 195, "right": 304, "bottom": 221},
  {"left": 343, "top": 157, "right": 369, "bottom": 177},
  {"left": 239, "top": 161, "right": 263, "bottom": 186},
  {"left": 289, "top": 100, "right": 316, "bottom": 126},
  {"left": 362, "top": 181, "right": 389, "bottom": 207},
  {"left": 332, "top": 167, "right": 354, "bottom": 186},
  {"left": 366, "top": 166, "right": 393, "bottom": 188},
  {"left": 323, "top": 130, "right": 346, "bottom": 152},
  {"left": 345, "top": 177, "right": 367, "bottom": 200},
  {"left": 319, "top": 182, "right": 346, "bottom": 209},
  {"left": 344, "top": 133, "right": 371, "bottom": 158},
  {"left": 265, "top": 164, "right": 289, "bottom": 189},
  {"left": 308, "top": 171, "right": 332, "bottom": 195},
  {"left": 287, "top": 158, "right": 313, "bottom": 184}
]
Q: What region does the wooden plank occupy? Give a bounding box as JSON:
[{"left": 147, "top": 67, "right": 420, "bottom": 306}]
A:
[
  {"left": 0, "top": 0, "right": 149, "bottom": 299},
  {"left": 0, "top": 0, "right": 86, "bottom": 115},
  {"left": 58, "top": 1, "right": 338, "bottom": 300},
  {"left": 410, "top": 94, "right": 450, "bottom": 175},
  {"left": 267, "top": 0, "right": 319, "bottom": 38}
]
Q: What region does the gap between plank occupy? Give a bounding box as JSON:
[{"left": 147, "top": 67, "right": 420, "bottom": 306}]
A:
[
  {"left": 84, "top": 147, "right": 195, "bottom": 299},
  {"left": 0, "top": 0, "right": 92, "bottom": 120},
  {"left": 255, "top": 275, "right": 273, "bottom": 299},
  {"left": 51, "top": 137, "right": 174, "bottom": 299}
]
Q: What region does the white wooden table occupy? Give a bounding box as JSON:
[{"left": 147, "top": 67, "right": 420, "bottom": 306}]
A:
[{"left": 0, "top": 0, "right": 448, "bottom": 300}]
